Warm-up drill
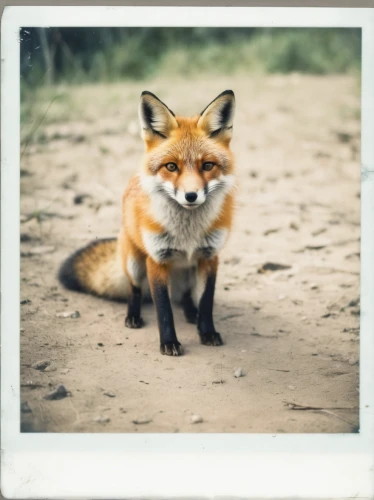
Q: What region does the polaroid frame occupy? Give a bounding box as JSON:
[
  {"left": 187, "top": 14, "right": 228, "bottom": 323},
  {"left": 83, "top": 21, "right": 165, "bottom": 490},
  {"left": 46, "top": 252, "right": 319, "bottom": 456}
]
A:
[{"left": 1, "top": 6, "right": 374, "bottom": 499}]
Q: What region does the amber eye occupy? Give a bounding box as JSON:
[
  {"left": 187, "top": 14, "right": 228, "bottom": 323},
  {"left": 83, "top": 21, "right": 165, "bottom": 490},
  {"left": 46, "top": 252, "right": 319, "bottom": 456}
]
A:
[
  {"left": 165, "top": 162, "right": 178, "bottom": 172},
  {"left": 202, "top": 162, "right": 215, "bottom": 171}
]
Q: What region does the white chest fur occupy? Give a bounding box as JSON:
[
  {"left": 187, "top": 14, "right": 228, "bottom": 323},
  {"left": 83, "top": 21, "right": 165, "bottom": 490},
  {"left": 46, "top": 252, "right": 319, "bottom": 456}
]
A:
[
  {"left": 142, "top": 192, "right": 229, "bottom": 263},
  {"left": 142, "top": 227, "right": 228, "bottom": 264}
]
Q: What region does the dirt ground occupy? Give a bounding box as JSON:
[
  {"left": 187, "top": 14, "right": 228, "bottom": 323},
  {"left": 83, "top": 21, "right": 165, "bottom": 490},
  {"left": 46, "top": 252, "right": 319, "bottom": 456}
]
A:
[{"left": 20, "top": 74, "right": 360, "bottom": 433}]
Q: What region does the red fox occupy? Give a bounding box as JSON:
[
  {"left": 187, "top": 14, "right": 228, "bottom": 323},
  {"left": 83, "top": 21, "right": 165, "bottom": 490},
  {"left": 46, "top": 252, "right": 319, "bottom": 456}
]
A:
[{"left": 59, "top": 90, "right": 236, "bottom": 356}]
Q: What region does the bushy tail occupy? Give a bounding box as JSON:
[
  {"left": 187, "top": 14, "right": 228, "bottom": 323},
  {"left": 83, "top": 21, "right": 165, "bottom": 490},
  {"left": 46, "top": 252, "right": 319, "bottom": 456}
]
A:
[{"left": 58, "top": 238, "right": 130, "bottom": 301}]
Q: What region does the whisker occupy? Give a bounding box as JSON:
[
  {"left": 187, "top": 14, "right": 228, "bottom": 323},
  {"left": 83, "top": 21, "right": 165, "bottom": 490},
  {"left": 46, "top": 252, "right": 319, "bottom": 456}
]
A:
[
  {"left": 208, "top": 183, "right": 224, "bottom": 193},
  {"left": 159, "top": 186, "right": 176, "bottom": 198}
]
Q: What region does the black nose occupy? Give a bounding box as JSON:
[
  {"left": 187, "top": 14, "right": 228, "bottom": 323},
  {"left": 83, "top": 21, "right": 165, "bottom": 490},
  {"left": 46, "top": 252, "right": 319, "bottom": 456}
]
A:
[{"left": 185, "top": 192, "right": 198, "bottom": 203}]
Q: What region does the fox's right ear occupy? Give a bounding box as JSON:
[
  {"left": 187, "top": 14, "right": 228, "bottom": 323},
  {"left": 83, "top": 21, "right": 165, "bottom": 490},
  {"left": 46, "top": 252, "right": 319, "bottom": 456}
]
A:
[{"left": 139, "top": 91, "right": 178, "bottom": 142}]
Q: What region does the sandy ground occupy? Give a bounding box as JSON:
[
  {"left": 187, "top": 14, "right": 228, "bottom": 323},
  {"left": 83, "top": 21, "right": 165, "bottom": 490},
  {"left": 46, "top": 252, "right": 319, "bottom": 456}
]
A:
[{"left": 20, "top": 74, "right": 360, "bottom": 433}]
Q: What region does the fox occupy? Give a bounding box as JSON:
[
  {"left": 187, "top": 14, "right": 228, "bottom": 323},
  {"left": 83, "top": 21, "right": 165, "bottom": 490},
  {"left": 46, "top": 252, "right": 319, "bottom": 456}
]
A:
[{"left": 58, "top": 89, "right": 236, "bottom": 356}]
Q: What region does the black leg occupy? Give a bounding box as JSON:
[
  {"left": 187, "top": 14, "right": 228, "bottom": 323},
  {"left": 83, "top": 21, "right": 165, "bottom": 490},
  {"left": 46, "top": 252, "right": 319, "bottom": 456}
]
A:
[
  {"left": 181, "top": 291, "right": 198, "bottom": 324},
  {"left": 125, "top": 285, "right": 144, "bottom": 329},
  {"left": 197, "top": 258, "right": 223, "bottom": 346},
  {"left": 147, "top": 258, "right": 182, "bottom": 356}
]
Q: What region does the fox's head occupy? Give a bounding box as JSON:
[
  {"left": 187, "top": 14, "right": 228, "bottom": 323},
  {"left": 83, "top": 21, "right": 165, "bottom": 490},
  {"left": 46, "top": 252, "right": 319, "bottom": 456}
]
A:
[{"left": 138, "top": 90, "right": 235, "bottom": 210}]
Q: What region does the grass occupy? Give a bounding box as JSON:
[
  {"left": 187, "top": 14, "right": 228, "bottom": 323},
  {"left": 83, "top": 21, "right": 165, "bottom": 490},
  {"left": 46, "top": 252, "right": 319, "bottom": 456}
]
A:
[
  {"left": 21, "top": 28, "right": 361, "bottom": 90},
  {"left": 157, "top": 30, "right": 361, "bottom": 78}
]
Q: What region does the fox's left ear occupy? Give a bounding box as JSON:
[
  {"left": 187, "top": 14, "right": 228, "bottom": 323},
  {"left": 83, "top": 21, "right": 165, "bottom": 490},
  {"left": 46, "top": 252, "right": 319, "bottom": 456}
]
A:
[{"left": 197, "top": 90, "right": 235, "bottom": 142}]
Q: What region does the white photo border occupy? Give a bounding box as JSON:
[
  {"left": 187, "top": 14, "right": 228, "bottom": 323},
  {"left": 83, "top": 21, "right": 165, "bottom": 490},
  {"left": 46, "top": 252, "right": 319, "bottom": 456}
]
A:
[{"left": 1, "top": 6, "right": 374, "bottom": 499}]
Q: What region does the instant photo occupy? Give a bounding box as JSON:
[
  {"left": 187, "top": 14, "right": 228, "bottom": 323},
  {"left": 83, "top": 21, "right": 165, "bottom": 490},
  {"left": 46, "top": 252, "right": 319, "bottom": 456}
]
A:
[{"left": 19, "top": 27, "right": 360, "bottom": 434}]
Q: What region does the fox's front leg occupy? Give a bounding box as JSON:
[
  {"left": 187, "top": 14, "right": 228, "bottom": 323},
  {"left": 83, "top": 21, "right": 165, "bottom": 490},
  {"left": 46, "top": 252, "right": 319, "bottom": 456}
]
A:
[
  {"left": 146, "top": 257, "right": 183, "bottom": 356},
  {"left": 122, "top": 242, "right": 146, "bottom": 328},
  {"left": 197, "top": 256, "right": 223, "bottom": 346}
]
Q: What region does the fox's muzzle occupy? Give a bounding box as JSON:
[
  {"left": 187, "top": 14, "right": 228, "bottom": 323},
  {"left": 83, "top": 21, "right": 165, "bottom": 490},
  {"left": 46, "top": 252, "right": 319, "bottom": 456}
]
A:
[{"left": 175, "top": 188, "right": 206, "bottom": 209}]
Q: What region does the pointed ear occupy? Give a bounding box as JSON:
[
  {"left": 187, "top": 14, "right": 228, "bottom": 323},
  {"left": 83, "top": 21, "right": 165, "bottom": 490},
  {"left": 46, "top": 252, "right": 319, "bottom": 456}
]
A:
[
  {"left": 138, "top": 91, "right": 178, "bottom": 142},
  {"left": 197, "top": 90, "right": 235, "bottom": 141}
]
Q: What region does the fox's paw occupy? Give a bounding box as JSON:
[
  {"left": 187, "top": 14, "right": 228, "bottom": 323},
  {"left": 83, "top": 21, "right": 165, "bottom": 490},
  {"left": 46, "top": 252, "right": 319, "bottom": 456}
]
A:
[
  {"left": 200, "top": 332, "right": 223, "bottom": 346},
  {"left": 160, "top": 342, "right": 183, "bottom": 356},
  {"left": 125, "top": 316, "right": 144, "bottom": 329}
]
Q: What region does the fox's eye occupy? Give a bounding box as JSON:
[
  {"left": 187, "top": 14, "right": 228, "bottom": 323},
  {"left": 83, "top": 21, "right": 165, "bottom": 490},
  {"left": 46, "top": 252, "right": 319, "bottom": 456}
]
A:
[
  {"left": 165, "top": 162, "right": 178, "bottom": 172},
  {"left": 202, "top": 162, "right": 215, "bottom": 171}
]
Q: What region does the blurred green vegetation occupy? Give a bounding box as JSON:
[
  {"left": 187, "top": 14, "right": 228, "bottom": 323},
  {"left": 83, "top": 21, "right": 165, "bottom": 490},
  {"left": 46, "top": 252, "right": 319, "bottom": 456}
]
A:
[{"left": 21, "top": 27, "right": 361, "bottom": 90}]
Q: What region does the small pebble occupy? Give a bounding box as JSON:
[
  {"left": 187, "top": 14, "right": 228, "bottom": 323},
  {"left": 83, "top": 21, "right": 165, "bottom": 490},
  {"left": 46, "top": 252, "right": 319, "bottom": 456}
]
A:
[
  {"left": 21, "top": 401, "right": 32, "bottom": 413},
  {"left": 73, "top": 193, "right": 91, "bottom": 205},
  {"left": 94, "top": 416, "right": 110, "bottom": 424},
  {"left": 20, "top": 299, "right": 32, "bottom": 305},
  {"left": 56, "top": 311, "right": 80, "bottom": 319},
  {"left": 60, "top": 369, "right": 69, "bottom": 375},
  {"left": 20, "top": 233, "right": 32, "bottom": 242},
  {"left": 32, "top": 360, "right": 50, "bottom": 371},
  {"left": 234, "top": 368, "right": 244, "bottom": 378},
  {"left": 132, "top": 416, "right": 152, "bottom": 425},
  {"left": 191, "top": 414, "right": 203, "bottom": 424},
  {"left": 278, "top": 294, "right": 286, "bottom": 300},
  {"left": 43, "top": 384, "right": 71, "bottom": 400},
  {"left": 119, "top": 407, "right": 127, "bottom": 413},
  {"left": 103, "top": 392, "right": 115, "bottom": 398},
  {"left": 310, "top": 283, "right": 318, "bottom": 290},
  {"left": 348, "top": 357, "right": 359, "bottom": 366}
]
